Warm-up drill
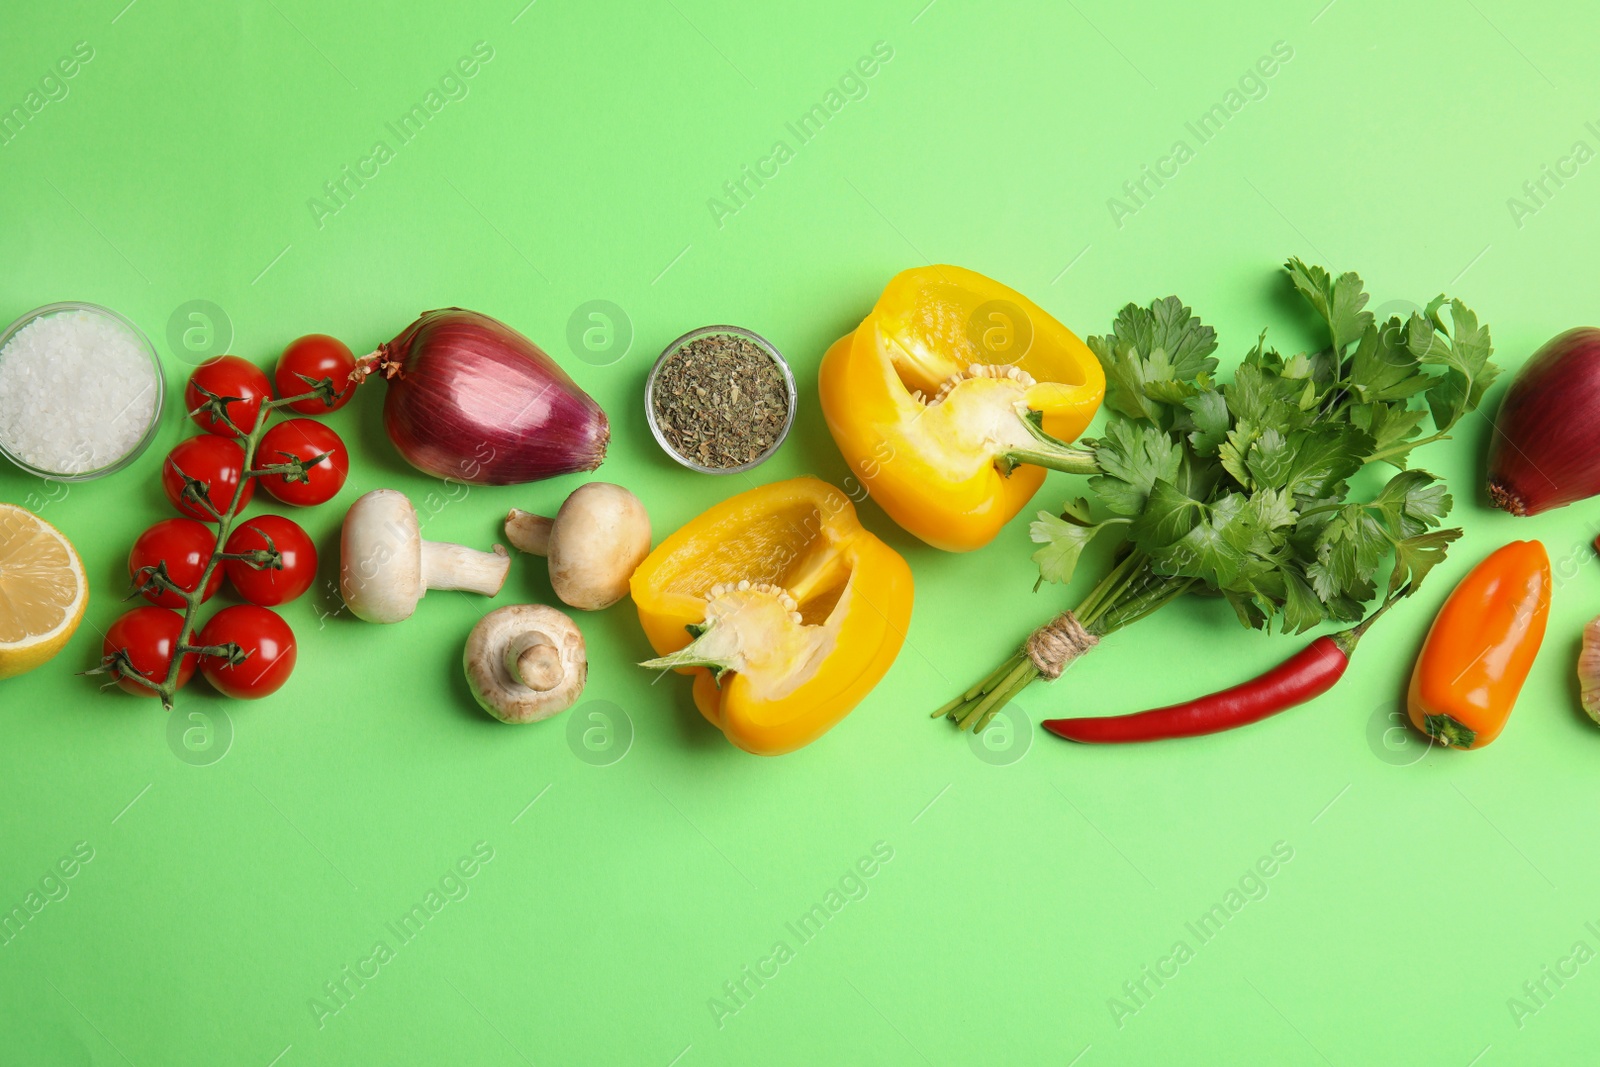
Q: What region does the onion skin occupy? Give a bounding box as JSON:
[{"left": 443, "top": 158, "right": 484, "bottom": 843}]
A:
[
  {"left": 1487, "top": 327, "right": 1600, "bottom": 516},
  {"left": 370, "top": 309, "right": 608, "bottom": 485}
]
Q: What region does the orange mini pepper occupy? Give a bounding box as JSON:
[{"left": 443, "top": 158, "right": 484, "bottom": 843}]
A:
[
  {"left": 631, "top": 477, "right": 913, "bottom": 755},
  {"left": 819, "top": 265, "right": 1104, "bottom": 552},
  {"left": 1408, "top": 540, "right": 1550, "bottom": 749}
]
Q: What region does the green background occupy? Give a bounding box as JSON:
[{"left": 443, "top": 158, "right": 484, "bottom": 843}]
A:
[{"left": 2, "top": 0, "right": 1596, "bottom": 1062}]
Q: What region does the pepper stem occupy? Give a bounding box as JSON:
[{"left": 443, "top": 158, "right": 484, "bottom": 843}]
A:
[
  {"left": 998, "top": 409, "right": 1099, "bottom": 476},
  {"left": 1422, "top": 713, "right": 1477, "bottom": 749},
  {"left": 639, "top": 623, "right": 735, "bottom": 685},
  {"left": 1328, "top": 584, "right": 1412, "bottom": 658},
  {"left": 638, "top": 646, "right": 727, "bottom": 673},
  {"left": 641, "top": 610, "right": 727, "bottom": 663}
]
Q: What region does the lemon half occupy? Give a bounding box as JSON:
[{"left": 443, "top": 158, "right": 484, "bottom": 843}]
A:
[{"left": 0, "top": 504, "right": 87, "bottom": 681}]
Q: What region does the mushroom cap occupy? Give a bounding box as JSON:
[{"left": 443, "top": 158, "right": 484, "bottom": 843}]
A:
[
  {"left": 464, "top": 604, "right": 587, "bottom": 724},
  {"left": 548, "top": 482, "right": 651, "bottom": 610},
  {"left": 340, "top": 489, "right": 423, "bottom": 623}
]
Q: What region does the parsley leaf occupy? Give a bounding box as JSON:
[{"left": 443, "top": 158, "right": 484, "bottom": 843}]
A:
[
  {"left": 1183, "top": 387, "right": 1230, "bottom": 455},
  {"left": 1117, "top": 296, "right": 1220, "bottom": 381},
  {"left": 1279, "top": 568, "right": 1326, "bottom": 634},
  {"left": 1088, "top": 297, "right": 1219, "bottom": 424},
  {"left": 1410, "top": 299, "right": 1499, "bottom": 433},
  {"left": 1245, "top": 427, "right": 1294, "bottom": 489},
  {"left": 1286, "top": 257, "right": 1374, "bottom": 354},
  {"left": 1030, "top": 510, "right": 1124, "bottom": 587},
  {"left": 1369, "top": 468, "right": 1452, "bottom": 536},
  {"left": 1090, "top": 420, "right": 1182, "bottom": 516},
  {"left": 1031, "top": 262, "right": 1489, "bottom": 639},
  {"left": 1348, "top": 319, "right": 1431, "bottom": 403},
  {"left": 1389, "top": 528, "right": 1462, "bottom": 598},
  {"left": 1282, "top": 425, "right": 1370, "bottom": 499},
  {"left": 1130, "top": 479, "right": 1205, "bottom": 549},
  {"left": 1351, "top": 402, "right": 1427, "bottom": 468}
]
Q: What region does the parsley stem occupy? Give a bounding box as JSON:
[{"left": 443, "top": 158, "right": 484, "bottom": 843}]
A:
[
  {"left": 972, "top": 667, "right": 1039, "bottom": 732},
  {"left": 1365, "top": 430, "right": 1451, "bottom": 465},
  {"left": 1074, "top": 549, "right": 1148, "bottom": 630},
  {"left": 930, "top": 656, "right": 1018, "bottom": 717},
  {"left": 1096, "top": 574, "right": 1196, "bottom": 635},
  {"left": 958, "top": 658, "right": 1033, "bottom": 730}
]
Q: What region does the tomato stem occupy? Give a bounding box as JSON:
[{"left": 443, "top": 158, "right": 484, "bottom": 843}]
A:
[
  {"left": 248, "top": 451, "right": 332, "bottom": 483},
  {"left": 115, "top": 387, "right": 327, "bottom": 709}
]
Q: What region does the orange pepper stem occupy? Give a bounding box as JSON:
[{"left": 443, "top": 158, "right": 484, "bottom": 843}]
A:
[{"left": 1421, "top": 713, "right": 1476, "bottom": 748}]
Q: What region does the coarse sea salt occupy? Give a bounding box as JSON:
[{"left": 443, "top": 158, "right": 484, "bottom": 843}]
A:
[{"left": 0, "top": 308, "right": 159, "bottom": 475}]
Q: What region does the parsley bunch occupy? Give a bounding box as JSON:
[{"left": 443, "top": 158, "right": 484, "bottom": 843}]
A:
[{"left": 937, "top": 259, "right": 1498, "bottom": 733}]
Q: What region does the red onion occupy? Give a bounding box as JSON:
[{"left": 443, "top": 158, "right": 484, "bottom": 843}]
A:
[
  {"left": 1487, "top": 327, "right": 1600, "bottom": 515},
  {"left": 356, "top": 308, "right": 608, "bottom": 485}
]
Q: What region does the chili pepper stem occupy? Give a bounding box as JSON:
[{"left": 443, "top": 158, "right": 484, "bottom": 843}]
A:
[{"left": 1329, "top": 585, "right": 1410, "bottom": 657}]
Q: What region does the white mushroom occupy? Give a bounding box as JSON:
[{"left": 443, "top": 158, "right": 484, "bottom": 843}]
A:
[
  {"left": 340, "top": 489, "right": 511, "bottom": 624},
  {"left": 464, "top": 604, "right": 586, "bottom": 723},
  {"left": 505, "top": 482, "right": 650, "bottom": 611}
]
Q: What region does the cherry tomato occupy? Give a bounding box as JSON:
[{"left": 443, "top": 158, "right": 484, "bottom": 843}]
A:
[
  {"left": 197, "top": 605, "right": 297, "bottom": 699},
  {"left": 256, "top": 419, "right": 348, "bottom": 507},
  {"left": 275, "top": 334, "right": 358, "bottom": 415},
  {"left": 186, "top": 355, "right": 272, "bottom": 436},
  {"left": 128, "top": 518, "right": 223, "bottom": 608},
  {"left": 101, "top": 607, "right": 198, "bottom": 697},
  {"left": 162, "top": 435, "right": 252, "bottom": 521},
  {"left": 224, "top": 515, "right": 318, "bottom": 606}
]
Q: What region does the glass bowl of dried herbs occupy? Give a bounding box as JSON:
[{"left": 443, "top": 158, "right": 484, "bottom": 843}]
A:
[{"left": 645, "top": 325, "right": 796, "bottom": 474}]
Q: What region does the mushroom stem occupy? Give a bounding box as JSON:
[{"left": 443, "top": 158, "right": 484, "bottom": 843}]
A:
[
  {"left": 504, "top": 509, "right": 553, "bottom": 556},
  {"left": 464, "top": 604, "right": 588, "bottom": 724},
  {"left": 506, "top": 631, "right": 562, "bottom": 692},
  {"left": 421, "top": 541, "right": 511, "bottom": 596}
]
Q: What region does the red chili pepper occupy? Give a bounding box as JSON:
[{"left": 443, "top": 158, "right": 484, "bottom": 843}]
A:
[{"left": 1040, "top": 591, "right": 1412, "bottom": 744}]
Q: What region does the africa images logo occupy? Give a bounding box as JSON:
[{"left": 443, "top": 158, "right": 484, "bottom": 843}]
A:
[
  {"left": 305, "top": 42, "right": 495, "bottom": 230},
  {"left": 707, "top": 841, "right": 894, "bottom": 1029},
  {"left": 705, "top": 41, "right": 895, "bottom": 229},
  {"left": 1105, "top": 40, "right": 1293, "bottom": 229}
]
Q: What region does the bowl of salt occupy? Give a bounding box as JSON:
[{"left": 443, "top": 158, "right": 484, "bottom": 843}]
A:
[{"left": 0, "top": 302, "right": 165, "bottom": 481}]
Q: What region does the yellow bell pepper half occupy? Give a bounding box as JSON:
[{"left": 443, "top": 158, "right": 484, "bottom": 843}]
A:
[
  {"left": 631, "top": 477, "right": 913, "bottom": 756},
  {"left": 819, "top": 265, "right": 1105, "bottom": 552}
]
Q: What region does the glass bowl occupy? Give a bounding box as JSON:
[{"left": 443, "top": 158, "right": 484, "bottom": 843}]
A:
[
  {"left": 0, "top": 301, "right": 165, "bottom": 482},
  {"left": 644, "top": 325, "right": 797, "bottom": 475}
]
